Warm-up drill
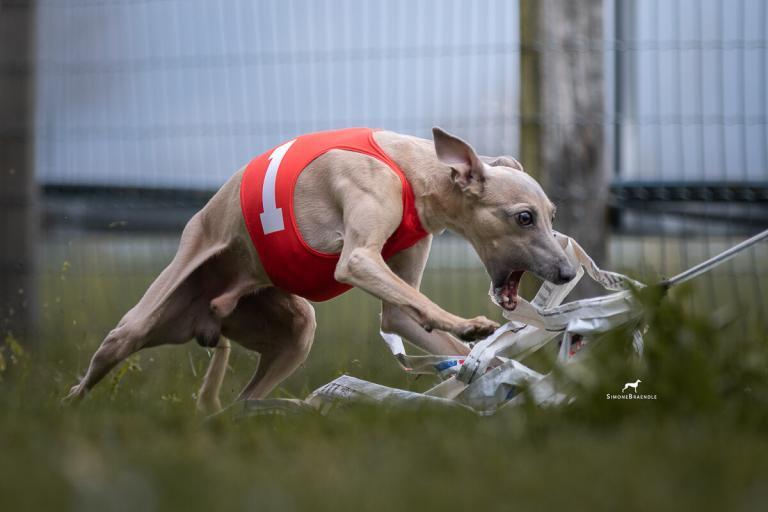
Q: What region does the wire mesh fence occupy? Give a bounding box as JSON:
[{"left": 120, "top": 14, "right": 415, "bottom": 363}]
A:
[
  {"left": 1, "top": 0, "right": 766, "bottom": 347},
  {"left": 610, "top": 0, "right": 767, "bottom": 330},
  {"left": 34, "top": 0, "right": 520, "bottom": 188}
]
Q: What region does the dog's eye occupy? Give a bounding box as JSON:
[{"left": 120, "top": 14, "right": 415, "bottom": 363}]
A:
[{"left": 515, "top": 211, "right": 534, "bottom": 227}]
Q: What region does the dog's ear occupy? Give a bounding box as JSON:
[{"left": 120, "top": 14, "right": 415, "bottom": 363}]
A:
[
  {"left": 432, "top": 127, "right": 486, "bottom": 196},
  {"left": 480, "top": 155, "right": 525, "bottom": 173}
]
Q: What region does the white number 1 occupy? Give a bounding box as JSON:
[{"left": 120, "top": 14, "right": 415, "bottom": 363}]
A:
[{"left": 260, "top": 139, "right": 296, "bottom": 234}]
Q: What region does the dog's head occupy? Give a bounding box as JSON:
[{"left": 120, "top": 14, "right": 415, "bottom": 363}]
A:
[{"left": 432, "top": 127, "right": 578, "bottom": 311}]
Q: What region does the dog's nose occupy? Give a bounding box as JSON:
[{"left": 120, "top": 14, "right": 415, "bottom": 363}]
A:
[{"left": 557, "top": 266, "right": 576, "bottom": 284}]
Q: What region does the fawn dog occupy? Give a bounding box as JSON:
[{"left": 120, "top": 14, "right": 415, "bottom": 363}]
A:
[{"left": 65, "top": 128, "right": 576, "bottom": 413}]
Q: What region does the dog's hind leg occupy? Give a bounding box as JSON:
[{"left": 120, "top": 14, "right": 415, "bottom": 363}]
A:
[
  {"left": 64, "top": 321, "right": 150, "bottom": 401},
  {"left": 64, "top": 216, "right": 251, "bottom": 403},
  {"left": 63, "top": 282, "right": 206, "bottom": 402},
  {"left": 208, "top": 288, "right": 316, "bottom": 404},
  {"left": 196, "top": 337, "right": 232, "bottom": 415},
  {"left": 380, "top": 237, "right": 471, "bottom": 356},
  {"left": 195, "top": 280, "right": 265, "bottom": 414}
]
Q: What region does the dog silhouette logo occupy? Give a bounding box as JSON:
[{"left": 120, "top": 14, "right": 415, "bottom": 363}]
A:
[
  {"left": 622, "top": 379, "right": 641, "bottom": 393},
  {"left": 607, "top": 379, "right": 655, "bottom": 400}
]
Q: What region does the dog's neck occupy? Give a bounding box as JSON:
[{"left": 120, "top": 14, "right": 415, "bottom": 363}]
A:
[
  {"left": 393, "top": 144, "right": 469, "bottom": 236},
  {"left": 373, "top": 131, "right": 474, "bottom": 236},
  {"left": 408, "top": 169, "right": 467, "bottom": 235}
]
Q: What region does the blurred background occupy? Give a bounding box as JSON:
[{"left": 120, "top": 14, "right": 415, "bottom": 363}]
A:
[{"left": 1, "top": 0, "right": 766, "bottom": 375}]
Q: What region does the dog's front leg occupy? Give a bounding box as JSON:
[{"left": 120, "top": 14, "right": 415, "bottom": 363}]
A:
[
  {"left": 380, "top": 237, "right": 471, "bottom": 355},
  {"left": 335, "top": 244, "right": 498, "bottom": 342}
]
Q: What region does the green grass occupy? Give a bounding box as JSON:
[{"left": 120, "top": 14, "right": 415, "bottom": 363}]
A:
[{"left": 1, "top": 233, "right": 768, "bottom": 511}]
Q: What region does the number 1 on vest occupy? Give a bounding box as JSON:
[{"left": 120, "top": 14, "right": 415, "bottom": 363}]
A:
[{"left": 260, "top": 139, "right": 296, "bottom": 234}]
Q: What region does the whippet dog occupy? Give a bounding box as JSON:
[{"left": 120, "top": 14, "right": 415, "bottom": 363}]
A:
[{"left": 65, "top": 127, "right": 577, "bottom": 413}]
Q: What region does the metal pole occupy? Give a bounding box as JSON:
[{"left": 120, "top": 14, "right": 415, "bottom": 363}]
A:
[
  {"left": 521, "top": 0, "right": 607, "bottom": 296},
  {"left": 0, "top": 0, "right": 38, "bottom": 341},
  {"left": 662, "top": 228, "right": 768, "bottom": 289}
]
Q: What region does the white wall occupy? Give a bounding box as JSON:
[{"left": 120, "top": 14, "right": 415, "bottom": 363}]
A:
[
  {"left": 35, "top": 0, "right": 767, "bottom": 188},
  {"left": 35, "top": 0, "right": 520, "bottom": 189},
  {"left": 620, "top": 0, "right": 767, "bottom": 182}
]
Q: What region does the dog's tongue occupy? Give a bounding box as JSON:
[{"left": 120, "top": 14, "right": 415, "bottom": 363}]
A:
[{"left": 499, "top": 271, "right": 524, "bottom": 311}]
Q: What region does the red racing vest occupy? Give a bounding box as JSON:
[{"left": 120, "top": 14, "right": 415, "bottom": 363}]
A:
[{"left": 240, "top": 128, "right": 429, "bottom": 301}]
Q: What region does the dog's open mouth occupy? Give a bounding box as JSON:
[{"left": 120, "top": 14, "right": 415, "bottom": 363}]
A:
[{"left": 494, "top": 270, "right": 524, "bottom": 311}]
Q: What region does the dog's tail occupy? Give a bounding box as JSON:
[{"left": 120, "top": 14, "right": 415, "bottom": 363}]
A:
[{"left": 196, "top": 337, "right": 232, "bottom": 416}]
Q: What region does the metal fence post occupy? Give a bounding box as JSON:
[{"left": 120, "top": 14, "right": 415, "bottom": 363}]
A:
[
  {"left": 520, "top": 0, "right": 608, "bottom": 294},
  {"left": 0, "top": 0, "right": 38, "bottom": 341}
]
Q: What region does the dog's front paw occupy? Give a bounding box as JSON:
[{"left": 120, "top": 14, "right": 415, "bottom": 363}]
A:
[
  {"left": 61, "top": 383, "right": 86, "bottom": 405},
  {"left": 454, "top": 316, "right": 499, "bottom": 341}
]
